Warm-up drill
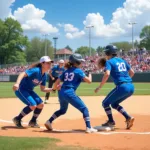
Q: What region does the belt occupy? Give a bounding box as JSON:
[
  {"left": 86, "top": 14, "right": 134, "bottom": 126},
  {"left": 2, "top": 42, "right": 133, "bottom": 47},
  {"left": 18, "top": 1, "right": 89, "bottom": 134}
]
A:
[
  {"left": 62, "top": 86, "right": 72, "bottom": 89},
  {"left": 117, "top": 82, "right": 132, "bottom": 85}
]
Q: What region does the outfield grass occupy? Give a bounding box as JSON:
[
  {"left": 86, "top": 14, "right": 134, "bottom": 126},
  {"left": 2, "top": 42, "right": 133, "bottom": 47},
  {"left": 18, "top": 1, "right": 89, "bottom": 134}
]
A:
[
  {"left": 0, "top": 137, "right": 96, "bottom": 150},
  {"left": 0, "top": 82, "right": 150, "bottom": 98}
]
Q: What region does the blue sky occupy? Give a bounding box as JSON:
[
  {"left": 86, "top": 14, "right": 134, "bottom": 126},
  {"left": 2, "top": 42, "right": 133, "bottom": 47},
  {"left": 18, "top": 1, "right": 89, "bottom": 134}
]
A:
[
  {"left": 1, "top": 0, "right": 150, "bottom": 50},
  {"left": 12, "top": 0, "right": 124, "bottom": 25}
]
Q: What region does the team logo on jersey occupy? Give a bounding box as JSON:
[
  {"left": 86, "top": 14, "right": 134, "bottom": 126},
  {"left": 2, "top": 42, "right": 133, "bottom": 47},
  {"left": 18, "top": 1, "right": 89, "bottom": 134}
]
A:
[
  {"left": 32, "top": 79, "right": 42, "bottom": 85},
  {"left": 55, "top": 71, "right": 63, "bottom": 74}
]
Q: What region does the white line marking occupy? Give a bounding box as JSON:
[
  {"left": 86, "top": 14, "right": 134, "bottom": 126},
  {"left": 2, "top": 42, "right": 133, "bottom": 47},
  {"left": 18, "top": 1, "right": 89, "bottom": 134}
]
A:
[
  {"left": 78, "top": 88, "right": 150, "bottom": 91},
  {"left": 0, "top": 119, "right": 150, "bottom": 135}
]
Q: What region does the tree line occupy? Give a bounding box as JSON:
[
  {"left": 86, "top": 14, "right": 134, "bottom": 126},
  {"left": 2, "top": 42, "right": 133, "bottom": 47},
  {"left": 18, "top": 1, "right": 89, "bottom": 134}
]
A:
[{"left": 0, "top": 18, "right": 150, "bottom": 64}]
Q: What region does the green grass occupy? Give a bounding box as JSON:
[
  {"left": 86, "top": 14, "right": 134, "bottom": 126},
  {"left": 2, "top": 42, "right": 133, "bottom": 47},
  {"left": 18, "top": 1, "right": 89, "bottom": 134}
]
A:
[
  {"left": 0, "top": 137, "right": 96, "bottom": 150},
  {"left": 0, "top": 82, "right": 150, "bottom": 98}
]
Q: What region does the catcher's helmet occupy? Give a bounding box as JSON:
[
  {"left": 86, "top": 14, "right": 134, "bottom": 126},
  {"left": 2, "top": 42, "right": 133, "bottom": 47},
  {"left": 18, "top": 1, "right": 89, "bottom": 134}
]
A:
[
  {"left": 104, "top": 45, "right": 118, "bottom": 56},
  {"left": 69, "top": 53, "right": 85, "bottom": 65}
]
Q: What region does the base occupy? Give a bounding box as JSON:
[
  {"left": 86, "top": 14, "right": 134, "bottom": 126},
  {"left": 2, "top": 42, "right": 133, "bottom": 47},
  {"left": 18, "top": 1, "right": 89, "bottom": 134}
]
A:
[{"left": 94, "top": 126, "right": 115, "bottom": 131}]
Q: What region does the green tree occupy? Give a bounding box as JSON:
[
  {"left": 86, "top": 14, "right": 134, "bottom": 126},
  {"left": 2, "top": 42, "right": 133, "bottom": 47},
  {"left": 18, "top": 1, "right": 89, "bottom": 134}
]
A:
[
  {"left": 7, "top": 51, "right": 26, "bottom": 64},
  {"left": 111, "top": 42, "right": 132, "bottom": 51},
  {"left": 65, "top": 45, "right": 73, "bottom": 51},
  {"left": 25, "top": 37, "right": 54, "bottom": 62},
  {"left": 0, "top": 18, "right": 28, "bottom": 64},
  {"left": 140, "top": 25, "right": 150, "bottom": 50},
  {"left": 75, "top": 46, "right": 96, "bottom": 56},
  {"left": 96, "top": 46, "right": 104, "bottom": 55}
]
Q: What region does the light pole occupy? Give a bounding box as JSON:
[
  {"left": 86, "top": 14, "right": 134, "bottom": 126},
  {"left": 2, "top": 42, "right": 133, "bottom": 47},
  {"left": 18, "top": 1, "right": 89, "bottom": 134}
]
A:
[
  {"left": 128, "top": 22, "right": 137, "bottom": 51},
  {"left": 43, "top": 34, "right": 50, "bottom": 55},
  {"left": 86, "top": 25, "right": 94, "bottom": 56},
  {"left": 53, "top": 37, "right": 58, "bottom": 61}
]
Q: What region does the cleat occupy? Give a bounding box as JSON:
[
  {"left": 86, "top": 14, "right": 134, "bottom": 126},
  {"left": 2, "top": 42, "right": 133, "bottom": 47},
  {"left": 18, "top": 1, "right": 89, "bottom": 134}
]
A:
[
  {"left": 12, "top": 117, "right": 23, "bottom": 128},
  {"left": 44, "top": 120, "right": 53, "bottom": 131},
  {"left": 44, "top": 100, "right": 48, "bottom": 104},
  {"left": 86, "top": 127, "right": 97, "bottom": 133},
  {"left": 102, "top": 120, "right": 115, "bottom": 127},
  {"left": 126, "top": 117, "right": 135, "bottom": 129},
  {"left": 28, "top": 121, "right": 40, "bottom": 128}
]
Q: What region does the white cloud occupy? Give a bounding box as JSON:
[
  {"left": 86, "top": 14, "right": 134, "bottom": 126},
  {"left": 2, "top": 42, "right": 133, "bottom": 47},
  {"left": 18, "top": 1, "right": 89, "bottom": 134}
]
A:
[
  {"left": 64, "top": 0, "right": 150, "bottom": 39},
  {"left": 83, "top": 0, "right": 150, "bottom": 38},
  {"left": 66, "top": 30, "right": 85, "bottom": 39},
  {"left": 64, "top": 24, "right": 79, "bottom": 32},
  {"left": 56, "top": 23, "right": 85, "bottom": 39},
  {"left": 13, "top": 4, "right": 45, "bottom": 23},
  {"left": 57, "top": 23, "right": 64, "bottom": 27},
  {"left": 0, "top": 0, "right": 15, "bottom": 19},
  {"left": 12, "top": 4, "right": 58, "bottom": 34},
  {"left": 83, "top": 13, "right": 125, "bottom": 38},
  {"left": 0, "top": 1, "right": 58, "bottom": 34}
]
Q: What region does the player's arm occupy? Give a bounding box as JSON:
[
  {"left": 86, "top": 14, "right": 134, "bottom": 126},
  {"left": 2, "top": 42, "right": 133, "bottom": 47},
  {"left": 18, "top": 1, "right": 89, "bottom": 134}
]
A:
[
  {"left": 95, "top": 60, "right": 110, "bottom": 93},
  {"left": 83, "top": 73, "right": 92, "bottom": 84},
  {"left": 52, "top": 72, "right": 64, "bottom": 91},
  {"left": 13, "top": 72, "right": 27, "bottom": 91},
  {"left": 125, "top": 60, "right": 134, "bottom": 78},
  {"left": 52, "top": 78, "right": 61, "bottom": 91},
  {"left": 40, "top": 85, "right": 53, "bottom": 92},
  {"left": 128, "top": 68, "right": 134, "bottom": 78},
  {"left": 40, "top": 75, "right": 55, "bottom": 92},
  {"left": 95, "top": 70, "right": 110, "bottom": 93}
]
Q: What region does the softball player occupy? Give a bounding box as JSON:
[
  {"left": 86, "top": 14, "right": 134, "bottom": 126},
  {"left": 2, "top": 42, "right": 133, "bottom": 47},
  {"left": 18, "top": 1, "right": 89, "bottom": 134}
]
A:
[
  {"left": 44, "top": 59, "right": 65, "bottom": 104},
  {"left": 12, "top": 56, "right": 54, "bottom": 128},
  {"left": 95, "top": 45, "right": 135, "bottom": 129},
  {"left": 45, "top": 53, "right": 97, "bottom": 133}
]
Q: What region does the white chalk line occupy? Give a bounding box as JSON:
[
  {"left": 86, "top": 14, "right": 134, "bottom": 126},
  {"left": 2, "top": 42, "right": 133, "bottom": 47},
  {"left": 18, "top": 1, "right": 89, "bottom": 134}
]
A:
[
  {"left": 78, "top": 88, "right": 150, "bottom": 91},
  {"left": 0, "top": 119, "right": 150, "bottom": 135}
]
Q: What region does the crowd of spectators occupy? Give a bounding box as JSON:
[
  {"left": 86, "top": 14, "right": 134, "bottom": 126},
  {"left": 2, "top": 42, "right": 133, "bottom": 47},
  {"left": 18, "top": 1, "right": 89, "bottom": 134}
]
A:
[
  {"left": 0, "top": 65, "right": 29, "bottom": 75},
  {"left": 0, "top": 50, "right": 150, "bottom": 75}
]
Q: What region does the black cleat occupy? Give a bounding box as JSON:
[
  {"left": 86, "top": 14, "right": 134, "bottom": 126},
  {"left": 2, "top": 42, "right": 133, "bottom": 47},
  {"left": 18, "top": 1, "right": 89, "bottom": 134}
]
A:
[
  {"left": 102, "top": 120, "right": 116, "bottom": 127},
  {"left": 12, "top": 117, "right": 23, "bottom": 128},
  {"left": 28, "top": 121, "right": 40, "bottom": 128}
]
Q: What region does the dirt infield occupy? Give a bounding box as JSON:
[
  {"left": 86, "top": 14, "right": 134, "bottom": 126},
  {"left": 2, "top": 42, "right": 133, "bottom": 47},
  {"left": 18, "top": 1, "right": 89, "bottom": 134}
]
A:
[{"left": 0, "top": 96, "right": 150, "bottom": 150}]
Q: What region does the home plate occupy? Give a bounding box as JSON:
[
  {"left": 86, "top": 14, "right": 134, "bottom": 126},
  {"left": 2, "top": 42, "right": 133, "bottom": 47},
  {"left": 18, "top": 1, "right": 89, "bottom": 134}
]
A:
[{"left": 94, "top": 126, "right": 114, "bottom": 131}]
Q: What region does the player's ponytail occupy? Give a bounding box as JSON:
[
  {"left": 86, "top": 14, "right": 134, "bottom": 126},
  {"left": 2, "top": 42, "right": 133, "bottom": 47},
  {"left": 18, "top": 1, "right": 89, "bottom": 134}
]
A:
[
  {"left": 64, "top": 62, "right": 73, "bottom": 69},
  {"left": 97, "top": 57, "right": 106, "bottom": 69},
  {"left": 29, "top": 62, "right": 42, "bottom": 69}
]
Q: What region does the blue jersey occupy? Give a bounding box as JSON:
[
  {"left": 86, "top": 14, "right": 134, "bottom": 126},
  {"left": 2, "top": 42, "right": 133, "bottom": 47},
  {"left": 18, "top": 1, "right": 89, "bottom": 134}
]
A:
[
  {"left": 51, "top": 65, "right": 65, "bottom": 77},
  {"left": 19, "top": 67, "right": 46, "bottom": 90},
  {"left": 59, "top": 67, "right": 86, "bottom": 91},
  {"left": 105, "top": 57, "right": 132, "bottom": 85}
]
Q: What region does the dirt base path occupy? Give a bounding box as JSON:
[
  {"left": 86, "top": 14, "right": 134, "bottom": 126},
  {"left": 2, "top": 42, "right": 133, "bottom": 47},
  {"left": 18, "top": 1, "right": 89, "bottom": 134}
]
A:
[{"left": 0, "top": 96, "right": 150, "bottom": 150}]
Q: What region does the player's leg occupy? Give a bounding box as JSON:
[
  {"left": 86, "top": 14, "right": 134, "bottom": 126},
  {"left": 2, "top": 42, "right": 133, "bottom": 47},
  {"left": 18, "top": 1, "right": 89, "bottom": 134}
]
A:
[
  {"left": 66, "top": 90, "right": 97, "bottom": 133},
  {"left": 13, "top": 89, "right": 37, "bottom": 128},
  {"left": 45, "top": 90, "right": 68, "bottom": 130},
  {"left": 111, "top": 83, "right": 135, "bottom": 129},
  {"left": 101, "top": 87, "right": 118, "bottom": 127},
  {"left": 45, "top": 76, "right": 53, "bottom": 103},
  {"left": 28, "top": 91, "right": 44, "bottom": 128}
]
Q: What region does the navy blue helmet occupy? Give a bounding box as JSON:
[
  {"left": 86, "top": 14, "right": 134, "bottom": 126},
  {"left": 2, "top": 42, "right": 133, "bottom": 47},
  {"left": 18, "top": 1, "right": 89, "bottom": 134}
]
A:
[
  {"left": 69, "top": 53, "right": 85, "bottom": 65},
  {"left": 104, "top": 45, "right": 118, "bottom": 56}
]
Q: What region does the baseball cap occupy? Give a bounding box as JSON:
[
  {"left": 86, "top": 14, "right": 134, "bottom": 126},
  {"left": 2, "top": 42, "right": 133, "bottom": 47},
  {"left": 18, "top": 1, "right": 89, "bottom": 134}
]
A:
[
  {"left": 59, "top": 59, "right": 64, "bottom": 63},
  {"left": 40, "top": 56, "right": 54, "bottom": 63}
]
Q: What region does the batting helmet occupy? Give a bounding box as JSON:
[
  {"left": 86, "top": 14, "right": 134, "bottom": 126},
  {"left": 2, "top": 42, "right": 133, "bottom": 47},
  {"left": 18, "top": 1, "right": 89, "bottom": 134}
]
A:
[
  {"left": 69, "top": 53, "right": 85, "bottom": 65},
  {"left": 104, "top": 45, "right": 118, "bottom": 56}
]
